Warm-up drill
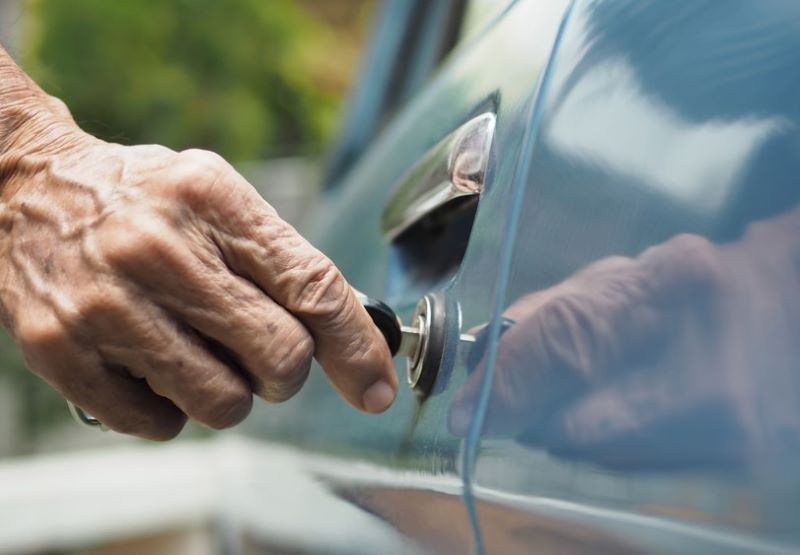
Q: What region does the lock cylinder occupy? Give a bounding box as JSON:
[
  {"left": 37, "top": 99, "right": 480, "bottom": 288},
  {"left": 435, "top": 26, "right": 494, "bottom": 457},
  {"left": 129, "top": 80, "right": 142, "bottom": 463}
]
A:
[
  {"left": 359, "top": 290, "right": 464, "bottom": 399},
  {"left": 404, "top": 292, "right": 447, "bottom": 398}
]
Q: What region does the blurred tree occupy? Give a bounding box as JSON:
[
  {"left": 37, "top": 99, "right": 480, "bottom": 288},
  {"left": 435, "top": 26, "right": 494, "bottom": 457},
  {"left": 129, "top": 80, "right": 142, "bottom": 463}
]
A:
[{"left": 22, "top": 0, "right": 372, "bottom": 161}]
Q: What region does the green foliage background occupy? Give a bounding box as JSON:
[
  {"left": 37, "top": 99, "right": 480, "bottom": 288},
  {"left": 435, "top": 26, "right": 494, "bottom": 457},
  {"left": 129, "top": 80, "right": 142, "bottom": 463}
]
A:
[{"left": 22, "top": 0, "right": 371, "bottom": 161}]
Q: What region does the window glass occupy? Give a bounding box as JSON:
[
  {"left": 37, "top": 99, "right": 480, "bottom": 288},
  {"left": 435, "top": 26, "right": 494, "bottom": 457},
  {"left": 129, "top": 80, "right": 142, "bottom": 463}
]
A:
[{"left": 459, "top": 0, "right": 516, "bottom": 44}]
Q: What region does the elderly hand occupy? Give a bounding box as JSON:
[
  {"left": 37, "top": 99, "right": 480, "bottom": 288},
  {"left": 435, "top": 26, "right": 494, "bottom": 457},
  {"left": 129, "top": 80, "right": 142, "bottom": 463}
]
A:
[
  {"left": 450, "top": 217, "right": 800, "bottom": 469},
  {"left": 0, "top": 54, "right": 397, "bottom": 440}
]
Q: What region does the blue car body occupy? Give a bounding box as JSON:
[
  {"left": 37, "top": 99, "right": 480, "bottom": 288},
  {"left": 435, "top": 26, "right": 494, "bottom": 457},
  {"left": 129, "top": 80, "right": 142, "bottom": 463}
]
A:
[{"left": 247, "top": 1, "right": 800, "bottom": 552}]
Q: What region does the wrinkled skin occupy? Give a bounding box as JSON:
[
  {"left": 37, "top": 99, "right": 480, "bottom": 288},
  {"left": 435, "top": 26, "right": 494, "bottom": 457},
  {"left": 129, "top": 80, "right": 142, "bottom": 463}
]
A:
[
  {"left": 451, "top": 213, "right": 800, "bottom": 470},
  {"left": 0, "top": 49, "right": 397, "bottom": 440}
]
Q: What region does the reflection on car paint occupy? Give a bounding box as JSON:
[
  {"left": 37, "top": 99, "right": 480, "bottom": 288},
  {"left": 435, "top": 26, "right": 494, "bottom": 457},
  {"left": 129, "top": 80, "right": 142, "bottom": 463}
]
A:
[
  {"left": 449, "top": 0, "right": 800, "bottom": 551},
  {"left": 249, "top": 0, "right": 800, "bottom": 552}
]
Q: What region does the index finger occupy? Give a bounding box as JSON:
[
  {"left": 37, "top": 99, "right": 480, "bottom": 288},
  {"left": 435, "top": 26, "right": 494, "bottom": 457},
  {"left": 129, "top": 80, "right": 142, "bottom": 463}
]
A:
[
  {"left": 239, "top": 228, "right": 397, "bottom": 413},
  {"left": 192, "top": 163, "right": 398, "bottom": 413}
]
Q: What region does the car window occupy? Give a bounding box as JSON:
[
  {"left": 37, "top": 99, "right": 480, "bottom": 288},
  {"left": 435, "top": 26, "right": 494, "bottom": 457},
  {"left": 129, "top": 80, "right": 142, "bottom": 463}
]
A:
[
  {"left": 458, "top": 0, "right": 516, "bottom": 44},
  {"left": 324, "top": 0, "right": 468, "bottom": 189}
]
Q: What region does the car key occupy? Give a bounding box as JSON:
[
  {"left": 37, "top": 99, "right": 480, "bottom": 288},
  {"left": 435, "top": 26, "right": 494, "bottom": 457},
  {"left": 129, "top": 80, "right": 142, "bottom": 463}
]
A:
[
  {"left": 466, "top": 317, "right": 516, "bottom": 372},
  {"left": 357, "top": 290, "right": 478, "bottom": 397},
  {"left": 355, "top": 291, "right": 426, "bottom": 358}
]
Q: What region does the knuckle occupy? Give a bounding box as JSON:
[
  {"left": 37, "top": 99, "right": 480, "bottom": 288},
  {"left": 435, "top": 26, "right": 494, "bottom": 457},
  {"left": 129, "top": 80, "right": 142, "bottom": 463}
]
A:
[
  {"left": 46, "top": 96, "right": 72, "bottom": 119},
  {"left": 173, "top": 149, "right": 238, "bottom": 206},
  {"left": 579, "top": 255, "right": 633, "bottom": 277},
  {"left": 290, "top": 258, "right": 349, "bottom": 321},
  {"left": 179, "top": 148, "right": 227, "bottom": 169},
  {"left": 639, "top": 234, "right": 727, "bottom": 307},
  {"left": 15, "top": 316, "right": 67, "bottom": 354},
  {"left": 72, "top": 289, "right": 127, "bottom": 326},
  {"left": 277, "top": 331, "right": 315, "bottom": 377},
  {"left": 668, "top": 233, "right": 715, "bottom": 259},
  {"left": 198, "top": 382, "right": 253, "bottom": 430},
  {"left": 129, "top": 143, "right": 174, "bottom": 158},
  {"left": 537, "top": 296, "right": 596, "bottom": 380},
  {"left": 664, "top": 233, "right": 726, "bottom": 292},
  {"left": 99, "top": 215, "right": 175, "bottom": 268},
  {"left": 258, "top": 332, "right": 314, "bottom": 402}
]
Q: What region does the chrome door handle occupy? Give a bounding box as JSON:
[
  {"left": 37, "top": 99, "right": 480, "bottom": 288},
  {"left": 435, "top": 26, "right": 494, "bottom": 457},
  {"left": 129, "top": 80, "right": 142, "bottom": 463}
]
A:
[{"left": 381, "top": 112, "right": 496, "bottom": 241}]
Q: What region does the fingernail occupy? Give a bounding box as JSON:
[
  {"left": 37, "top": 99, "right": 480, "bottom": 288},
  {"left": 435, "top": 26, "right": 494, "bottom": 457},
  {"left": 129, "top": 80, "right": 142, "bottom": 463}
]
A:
[{"left": 362, "top": 380, "right": 397, "bottom": 413}]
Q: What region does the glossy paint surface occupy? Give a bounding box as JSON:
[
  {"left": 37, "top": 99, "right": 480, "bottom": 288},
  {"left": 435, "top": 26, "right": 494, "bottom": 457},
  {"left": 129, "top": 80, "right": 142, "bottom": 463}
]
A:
[
  {"left": 451, "top": 0, "right": 800, "bottom": 552},
  {"left": 246, "top": 1, "right": 800, "bottom": 553}
]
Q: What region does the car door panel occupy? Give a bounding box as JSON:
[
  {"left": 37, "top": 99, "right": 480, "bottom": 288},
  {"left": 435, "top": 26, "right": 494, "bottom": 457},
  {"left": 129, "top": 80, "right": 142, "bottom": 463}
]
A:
[
  {"left": 246, "top": 0, "right": 800, "bottom": 553},
  {"left": 466, "top": 1, "right": 800, "bottom": 553},
  {"left": 244, "top": 1, "right": 568, "bottom": 552},
  {"left": 246, "top": 0, "right": 568, "bottom": 455}
]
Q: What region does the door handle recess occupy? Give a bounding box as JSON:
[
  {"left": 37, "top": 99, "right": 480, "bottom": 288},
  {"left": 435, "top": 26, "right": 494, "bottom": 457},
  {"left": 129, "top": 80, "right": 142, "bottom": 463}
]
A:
[{"left": 381, "top": 112, "right": 496, "bottom": 242}]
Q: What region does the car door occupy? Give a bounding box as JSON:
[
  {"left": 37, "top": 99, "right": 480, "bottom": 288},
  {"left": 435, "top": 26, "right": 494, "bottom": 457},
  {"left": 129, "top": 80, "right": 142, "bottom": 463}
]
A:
[
  {"left": 245, "top": 0, "right": 800, "bottom": 553},
  {"left": 464, "top": 1, "right": 800, "bottom": 554},
  {"left": 242, "top": 0, "right": 558, "bottom": 552}
]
